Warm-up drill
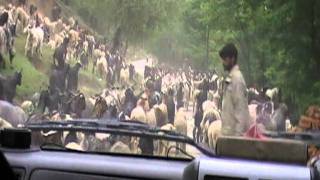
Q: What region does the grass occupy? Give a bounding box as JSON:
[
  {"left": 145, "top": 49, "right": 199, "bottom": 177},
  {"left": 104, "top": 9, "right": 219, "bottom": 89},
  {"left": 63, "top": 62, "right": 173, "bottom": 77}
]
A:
[
  {"left": 1, "top": 34, "right": 105, "bottom": 103},
  {"left": 1, "top": 36, "right": 48, "bottom": 102},
  {"left": 78, "top": 61, "right": 105, "bottom": 96}
]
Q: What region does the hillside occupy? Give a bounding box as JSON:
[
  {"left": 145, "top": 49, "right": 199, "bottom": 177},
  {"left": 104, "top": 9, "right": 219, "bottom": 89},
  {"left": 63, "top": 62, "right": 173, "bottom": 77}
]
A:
[
  {"left": 1, "top": 34, "right": 105, "bottom": 104},
  {"left": 0, "top": 0, "right": 152, "bottom": 105}
]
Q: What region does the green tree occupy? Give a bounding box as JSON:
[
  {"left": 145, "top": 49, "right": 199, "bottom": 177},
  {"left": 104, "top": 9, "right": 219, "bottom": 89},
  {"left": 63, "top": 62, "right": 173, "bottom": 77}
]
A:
[
  {"left": 65, "top": 0, "right": 320, "bottom": 121},
  {"left": 67, "top": 0, "right": 177, "bottom": 54}
]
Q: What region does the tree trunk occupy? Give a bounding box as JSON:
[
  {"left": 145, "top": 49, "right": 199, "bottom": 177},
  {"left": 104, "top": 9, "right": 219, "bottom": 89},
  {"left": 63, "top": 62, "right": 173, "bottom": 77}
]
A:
[
  {"left": 310, "top": 0, "right": 320, "bottom": 80},
  {"left": 205, "top": 25, "right": 210, "bottom": 68},
  {"left": 247, "top": 44, "right": 251, "bottom": 85},
  {"left": 123, "top": 39, "right": 129, "bottom": 58},
  {"left": 238, "top": 36, "right": 251, "bottom": 85},
  {"left": 111, "top": 26, "right": 122, "bottom": 54},
  {"left": 260, "top": 50, "right": 266, "bottom": 86},
  {"left": 238, "top": 21, "right": 252, "bottom": 85}
]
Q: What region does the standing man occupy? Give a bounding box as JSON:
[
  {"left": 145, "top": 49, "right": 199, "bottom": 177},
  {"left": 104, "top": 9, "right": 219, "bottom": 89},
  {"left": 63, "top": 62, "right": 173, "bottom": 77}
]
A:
[
  {"left": 0, "top": 81, "right": 3, "bottom": 100},
  {"left": 219, "top": 43, "right": 250, "bottom": 136}
]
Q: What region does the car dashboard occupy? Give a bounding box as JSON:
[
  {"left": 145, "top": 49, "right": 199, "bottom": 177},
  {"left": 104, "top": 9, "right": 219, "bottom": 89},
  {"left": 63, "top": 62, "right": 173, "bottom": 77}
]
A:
[{"left": 2, "top": 147, "right": 314, "bottom": 180}]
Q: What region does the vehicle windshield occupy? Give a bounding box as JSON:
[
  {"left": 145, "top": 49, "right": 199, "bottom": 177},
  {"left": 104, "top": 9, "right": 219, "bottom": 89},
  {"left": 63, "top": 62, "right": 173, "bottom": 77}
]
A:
[
  {"left": 0, "top": 0, "right": 319, "bottom": 160},
  {"left": 31, "top": 127, "right": 202, "bottom": 159}
]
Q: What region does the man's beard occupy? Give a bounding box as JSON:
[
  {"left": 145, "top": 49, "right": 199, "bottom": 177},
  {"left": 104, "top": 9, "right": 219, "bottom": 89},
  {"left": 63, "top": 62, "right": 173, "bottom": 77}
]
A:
[{"left": 223, "top": 64, "right": 233, "bottom": 71}]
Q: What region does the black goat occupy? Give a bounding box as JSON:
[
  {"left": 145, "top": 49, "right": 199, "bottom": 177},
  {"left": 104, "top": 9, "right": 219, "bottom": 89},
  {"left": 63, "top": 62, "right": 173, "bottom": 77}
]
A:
[{"left": 0, "top": 71, "right": 22, "bottom": 103}]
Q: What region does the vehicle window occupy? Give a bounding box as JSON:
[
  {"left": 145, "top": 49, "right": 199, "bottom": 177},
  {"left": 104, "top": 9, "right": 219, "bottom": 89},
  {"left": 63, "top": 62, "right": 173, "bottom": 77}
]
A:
[
  {"left": 34, "top": 130, "right": 201, "bottom": 159},
  {"left": 0, "top": 0, "right": 319, "bottom": 161}
]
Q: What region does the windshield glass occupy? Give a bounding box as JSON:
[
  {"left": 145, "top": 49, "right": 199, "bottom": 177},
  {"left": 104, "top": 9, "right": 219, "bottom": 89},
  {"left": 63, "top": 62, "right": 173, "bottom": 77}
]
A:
[
  {"left": 0, "top": 0, "right": 319, "bottom": 160},
  {"left": 33, "top": 129, "right": 201, "bottom": 159}
]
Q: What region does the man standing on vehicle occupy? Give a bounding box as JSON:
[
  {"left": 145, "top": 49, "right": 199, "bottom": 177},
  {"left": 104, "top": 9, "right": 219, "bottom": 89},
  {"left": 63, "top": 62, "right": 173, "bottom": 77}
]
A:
[
  {"left": 0, "top": 81, "right": 3, "bottom": 100},
  {"left": 219, "top": 43, "right": 250, "bottom": 136}
]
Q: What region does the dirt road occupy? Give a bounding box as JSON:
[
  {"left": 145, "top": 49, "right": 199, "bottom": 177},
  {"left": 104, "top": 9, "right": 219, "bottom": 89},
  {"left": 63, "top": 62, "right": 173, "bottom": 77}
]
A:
[{"left": 131, "top": 59, "right": 202, "bottom": 156}]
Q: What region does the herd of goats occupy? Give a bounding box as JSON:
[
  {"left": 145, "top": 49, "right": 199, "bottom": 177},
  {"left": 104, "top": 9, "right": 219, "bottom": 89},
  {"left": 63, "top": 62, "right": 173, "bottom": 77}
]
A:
[{"left": 0, "top": 2, "right": 291, "bottom": 156}]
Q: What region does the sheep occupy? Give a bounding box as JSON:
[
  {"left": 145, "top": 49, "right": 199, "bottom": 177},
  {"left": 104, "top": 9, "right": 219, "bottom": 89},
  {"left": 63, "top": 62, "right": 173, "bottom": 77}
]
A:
[
  {"left": 86, "top": 35, "right": 95, "bottom": 57},
  {"left": 174, "top": 108, "right": 187, "bottom": 136},
  {"left": 157, "top": 123, "right": 176, "bottom": 156},
  {"left": 38, "top": 112, "right": 74, "bottom": 147},
  {"left": 53, "top": 18, "right": 64, "bottom": 34},
  {"left": 265, "top": 87, "right": 279, "bottom": 101},
  {"left": 130, "top": 105, "right": 146, "bottom": 123},
  {"left": 202, "top": 100, "right": 217, "bottom": 113},
  {"left": 159, "top": 100, "right": 169, "bottom": 124},
  {"left": 183, "top": 83, "right": 190, "bottom": 110},
  {"left": 0, "top": 117, "right": 12, "bottom": 128},
  {"left": 248, "top": 103, "right": 258, "bottom": 124},
  {"left": 0, "top": 26, "right": 7, "bottom": 64},
  {"left": 92, "top": 48, "right": 103, "bottom": 70},
  {"left": 68, "top": 17, "right": 75, "bottom": 28},
  {"left": 96, "top": 52, "right": 108, "bottom": 80},
  {"left": 66, "top": 45, "right": 75, "bottom": 62},
  {"left": 6, "top": 4, "right": 16, "bottom": 26},
  {"left": 85, "top": 133, "right": 111, "bottom": 152},
  {"left": 207, "top": 119, "right": 221, "bottom": 150},
  {"left": 120, "top": 66, "right": 130, "bottom": 86},
  {"left": 21, "top": 100, "right": 34, "bottom": 114},
  {"left": 68, "top": 29, "right": 79, "bottom": 47},
  {"left": 0, "top": 100, "right": 27, "bottom": 127},
  {"left": 93, "top": 48, "right": 103, "bottom": 59},
  {"left": 86, "top": 35, "right": 95, "bottom": 44},
  {"left": 14, "top": 7, "right": 29, "bottom": 34},
  {"left": 157, "top": 103, "right": 168, "bottom": 127},
  {"left": 129, "top": 136, "right": 142, "bottom": 154},
  {"left": 65, "top": 142, "right": 84, "bottom": 151},
  {"left": 109, "top": 135, "right": 142, "bottom": 154},
  {"left": 83, "top": 40, "right": 88, "bottom": 52},
  {"left": 47, "top": 32, "right": 64, "bottom": 49},
  {"left": 207, "top": 90, "right": 215, "bottom": 101},
  {"left": 24, "top": 26, "right": 44, "bottom": 56},
  {"left": 145, "top": 107, "right": 157, "bottom": 127},
  {"left": 174, "top": 107, "right": 187, "bottom": 151},
  {"left": 64, "top": 131, "right": 90, "bottom": 151},
  {"left": 110, "top": 141, "right": 131, "bottom": 153},
  {"left": 144, "top": 102, "right": 168, "bottom": 128},
  {"left": 43, "top": 17, "right": 64, "bottom": 35},
  {"left": 200, "top": 104, "right": 221, "bottom": 146},
  {"left": 47, "top": 39, "right": 55, "bottom": 49},
  {"left": 50, "top": 112, "right": 73, "bottom": 121},
  {"left": 192, "top": 89, "right": 201, "bottom": 112},
  {"left": 269, "top": 103, "right": 288, "bottom": 132}
]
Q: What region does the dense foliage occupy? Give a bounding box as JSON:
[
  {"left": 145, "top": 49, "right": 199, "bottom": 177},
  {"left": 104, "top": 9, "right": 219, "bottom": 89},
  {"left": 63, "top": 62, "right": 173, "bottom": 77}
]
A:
[
  {"left": 66, "top": 0, "right": 320, "bottom": 121},
  {"left": 67, "top": 0, "right": 177, "bottom": 50}
]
